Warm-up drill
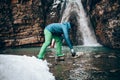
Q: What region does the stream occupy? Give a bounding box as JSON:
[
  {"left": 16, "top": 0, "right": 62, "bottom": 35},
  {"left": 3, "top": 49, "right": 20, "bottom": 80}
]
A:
[{"left": 0, "top": 46, "right": 120, "bottom": 80}]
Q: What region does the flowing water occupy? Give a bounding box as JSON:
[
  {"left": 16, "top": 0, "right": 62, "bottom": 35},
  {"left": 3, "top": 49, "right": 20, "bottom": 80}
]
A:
[{"left": 61, "top": 0, "right": 100, "bottom": 46}]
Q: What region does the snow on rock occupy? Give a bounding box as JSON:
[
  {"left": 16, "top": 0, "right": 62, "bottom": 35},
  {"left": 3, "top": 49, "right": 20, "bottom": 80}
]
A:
[{"left": 0, "top": 55, "right": 55, "bottom": 80}]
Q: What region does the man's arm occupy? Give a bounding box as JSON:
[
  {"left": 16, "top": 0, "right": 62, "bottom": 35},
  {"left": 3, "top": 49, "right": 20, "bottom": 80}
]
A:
[
  {"left": 62, "top": 26, "right": 76, "bottom": 57},
  {"left": 63, "top": 27, "right": 73, "bottom": 49}
]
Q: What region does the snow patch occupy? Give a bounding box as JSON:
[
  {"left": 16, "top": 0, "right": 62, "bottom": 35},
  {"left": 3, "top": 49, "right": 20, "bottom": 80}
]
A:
[{"left": 0, "top": 55, "right": 55, "bottom": 80}]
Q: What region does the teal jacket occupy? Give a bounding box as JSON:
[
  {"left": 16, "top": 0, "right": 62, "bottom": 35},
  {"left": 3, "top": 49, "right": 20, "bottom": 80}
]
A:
[{"left": 45, "top": 22, "right": 73, "bottom": 49}]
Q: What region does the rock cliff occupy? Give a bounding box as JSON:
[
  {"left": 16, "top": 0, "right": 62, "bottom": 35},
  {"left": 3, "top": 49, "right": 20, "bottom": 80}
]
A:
[
  {"left": 83, "top": 0, "right": 120, "bottom": 48},
  {"left": 0, "top": 0, "right": 63, "bottom": 48}
]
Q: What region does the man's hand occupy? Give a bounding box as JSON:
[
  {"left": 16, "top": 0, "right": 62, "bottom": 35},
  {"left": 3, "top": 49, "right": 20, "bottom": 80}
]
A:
[{"left": 70, "top": 49, "right": 76, "bottom": 57}]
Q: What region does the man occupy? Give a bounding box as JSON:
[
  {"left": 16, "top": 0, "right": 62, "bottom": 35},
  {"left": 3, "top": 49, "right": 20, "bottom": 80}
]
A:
[{"left": 37, "top": 22, "right": 76, "bottom": 60}]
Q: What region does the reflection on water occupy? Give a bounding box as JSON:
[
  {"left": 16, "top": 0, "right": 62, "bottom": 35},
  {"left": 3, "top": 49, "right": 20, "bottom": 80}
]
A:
[{"left": 0, "top": 46, "right": 120, "bottom": 80}]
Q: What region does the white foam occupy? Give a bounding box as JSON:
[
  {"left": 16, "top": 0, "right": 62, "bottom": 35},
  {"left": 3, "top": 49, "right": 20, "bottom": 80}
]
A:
[{"left": 0, "top": 55, "right": 55, "bottom": 80}]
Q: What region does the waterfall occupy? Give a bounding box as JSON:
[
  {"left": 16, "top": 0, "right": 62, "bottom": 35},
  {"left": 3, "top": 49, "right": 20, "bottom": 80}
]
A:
[{"left": 61, "top": 0, "right": 101, "bottom": 46}]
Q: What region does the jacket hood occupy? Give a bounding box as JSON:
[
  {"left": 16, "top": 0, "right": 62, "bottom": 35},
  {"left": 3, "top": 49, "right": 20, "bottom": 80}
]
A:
[{"left": 62, "top": 22, "right": 71, "bottom": 29}]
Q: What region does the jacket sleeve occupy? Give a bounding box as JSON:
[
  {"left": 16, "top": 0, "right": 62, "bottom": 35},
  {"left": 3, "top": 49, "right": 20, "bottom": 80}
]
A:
[{"left": 62, "top": 27, "right": 73, "bottom": 49}]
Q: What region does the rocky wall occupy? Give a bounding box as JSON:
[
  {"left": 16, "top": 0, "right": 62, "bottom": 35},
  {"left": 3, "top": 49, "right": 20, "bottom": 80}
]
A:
[
  {"left": 0, "top": 0, "right": 62, "bottom": 48},
  {"left": 0, "top": 0, "right": 44, "bottom": 47},
  {"left": 84, "top": 0, "right": 120, "bottom": 49},
  {"left": 0, "top": 0, "right": 13, "bottom": 48},
  {"left": 10, "top": 0, "right": 44, "bottom": 47}
]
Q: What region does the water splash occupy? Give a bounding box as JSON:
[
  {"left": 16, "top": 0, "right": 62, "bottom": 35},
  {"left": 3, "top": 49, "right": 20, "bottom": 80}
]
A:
[{"left": 61, "top": 0, "right": 101, "bottom": 46}]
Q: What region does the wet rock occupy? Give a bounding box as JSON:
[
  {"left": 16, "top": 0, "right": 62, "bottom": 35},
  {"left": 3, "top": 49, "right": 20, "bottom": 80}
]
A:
[
  {"left": 94, "top": 54, "right": 101, "bottom": 58},
  {"left": 84, "top": 0, "right": 120, "bottom": 49},
  {"left": 75, "top": 52, "right": 84, "bottom": 58}
]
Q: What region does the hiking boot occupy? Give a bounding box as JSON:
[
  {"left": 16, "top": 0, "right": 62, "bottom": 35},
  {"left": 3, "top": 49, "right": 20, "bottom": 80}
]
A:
[
  {"left": 55, "top": 54, "right": 65, "bottom": 61},
  {"left": 55, "top": 56, "right": 65, "bottom": 61}
]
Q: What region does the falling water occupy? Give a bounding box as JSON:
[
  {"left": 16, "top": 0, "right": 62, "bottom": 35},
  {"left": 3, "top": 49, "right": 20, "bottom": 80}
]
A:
[{"left": 61, "top": 0, "right": 100, "bottom": 46}]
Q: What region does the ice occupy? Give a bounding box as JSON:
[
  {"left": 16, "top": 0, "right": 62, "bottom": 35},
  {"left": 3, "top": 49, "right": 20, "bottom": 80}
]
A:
[{"left": 0, "top": 55, "right": 55, "bottom": 80}]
